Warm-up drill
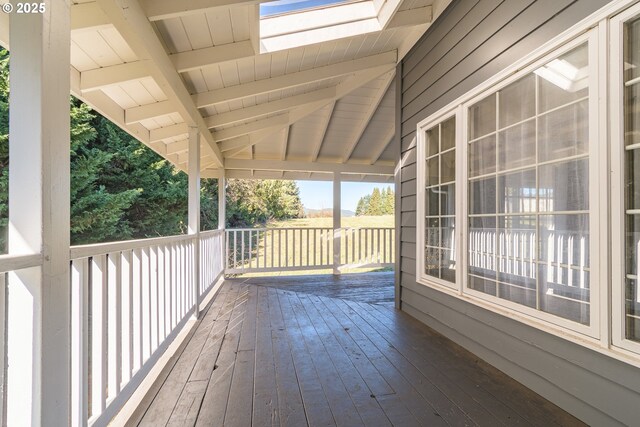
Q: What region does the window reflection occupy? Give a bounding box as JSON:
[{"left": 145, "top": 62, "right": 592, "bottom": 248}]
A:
[
  {"left": 424, "top": 117, "right": 456, "bottom": 283},
  {"left": 625, "top": 17, "right": 640, "bottom": 341},
  {"left": 467, "top": 43, "right": 590, "bottom": 325}
]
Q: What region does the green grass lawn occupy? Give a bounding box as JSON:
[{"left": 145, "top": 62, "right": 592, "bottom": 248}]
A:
[
  {"left": 268, "top": 215, "right": 394, "bottom": 229},
  {"left": 226, "top": 215, "right": 395, "bottom": 277}
]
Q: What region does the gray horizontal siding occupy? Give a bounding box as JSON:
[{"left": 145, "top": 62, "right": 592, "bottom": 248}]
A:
[
  {"left": 400, "top": 282, "right": 640, "bottom": 426},
  {"left": 401, "top": 0, "right": 608, "bottom": 139},
  {"left": 397, "top": 0, "right": 639, "bottom": 425}
]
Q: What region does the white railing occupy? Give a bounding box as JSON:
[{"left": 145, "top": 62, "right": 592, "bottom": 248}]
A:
[
  {"left": 225, "top": 227, "right": 395, "bottom": 274},
  {"left": 468, "top": 229, "right": 590, "bottom": 299},
  {"left": 199, "top": 230, "right": 225, "bottom": 295},
  {"left": 341, "top": 227, "right": 395, "bottom": 267},
  {"left": 0, "top": 253, "right": 44, "bottom": 425},
  {"left": 69, "top": 230, "right": 224, "bottom": 426}
]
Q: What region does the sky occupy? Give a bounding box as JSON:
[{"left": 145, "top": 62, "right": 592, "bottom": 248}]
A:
[
  {"left": 260, "top": 0, "right": 349, "bottom": 16},
  {"left": 296, "top": 180, "right": 393, "bottom": 212}
]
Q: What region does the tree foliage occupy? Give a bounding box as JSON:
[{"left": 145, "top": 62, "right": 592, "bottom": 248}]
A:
[
  {"left": 225, "top": 179, "right": 304, "bottom": 227},
  {"left": 0, "top": 48, "right": 303, "bottom": 250},
  {"left": 355, "top": 186, "right": 395, "bottom": 216}
]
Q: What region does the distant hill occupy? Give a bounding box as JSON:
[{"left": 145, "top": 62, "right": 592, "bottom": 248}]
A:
[{"left": 304, "top": 208, "right": 355, "bottom": 217}]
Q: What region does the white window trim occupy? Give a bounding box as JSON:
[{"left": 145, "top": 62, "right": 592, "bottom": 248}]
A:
[
  {"left": 415, "top": 0, "right": 640, "bottom": 361},
  {"left": 416, "top": 108, "right": 463, "bottom": 292},
  {"left": 417, "top": 29, "right": 600, "bottom": 338},
  {"left": 465, "top": 29, "right": 600, "bottom": 340},
  {"left": 610, "top": 1, "right": 640, "bottom": 356}
]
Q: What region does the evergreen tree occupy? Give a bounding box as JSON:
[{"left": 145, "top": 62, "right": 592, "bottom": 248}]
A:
[
  {"left": 69, "top": 102, "right": 141, "bottom": 244},
  {"left": 354, "top": 187, "right": 394, "bottom": 217},
  {"left": 0, "top": 47, "right": 305, "bottom": 248},
  {"left": 355, "top": 197, "right": 365, "bottom": 216},
  {"left": 383, "top": 186, "right": 395, "bottom": 215},
  {"left": 355, "top": 195, "right": 371, "bottom": 216},
  {"left": 368, "top": 187, "right": 382, "bottom": 215}
]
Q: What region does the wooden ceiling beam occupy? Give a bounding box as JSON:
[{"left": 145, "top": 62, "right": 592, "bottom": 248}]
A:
[
  {"left": 193, "top": 50, "right": 397, "bottom": 108},
  {"left": 139, "top": 0, "right": 275, "bottom": 22},
  {"left": 204, "top": 86, "right": 336, "bottom": 128},
  {"left": 224, "top": 159, "right": 394, "bottom": 175},
  {"left": 79, "top": 60, "right": 151, "bottom": 92},
  {"left": 97, "top": 0, "right": 224, "bottom": 167},
  {"left": 125, "top": 100, "right": 176, "bottom": 125},
  {"left": 170, "top": 41, "right": 255, "bottom": 73}
]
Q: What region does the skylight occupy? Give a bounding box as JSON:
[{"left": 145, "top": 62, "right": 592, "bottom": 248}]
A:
[
  {"left": 260, "top": 0, "right": 359, "bottom": 18},
  {"left": 259, "top": 0, "right": 398, "bottom": 53}
]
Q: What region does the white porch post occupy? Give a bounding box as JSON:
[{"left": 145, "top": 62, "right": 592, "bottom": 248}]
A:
[
  {"left": 218, "top": 172, "right": 226, "bottom": 272},
  {"left": 333, "top": 172, "right": 341, "bottom": 275},
  {"left": 7, "top": 1, "right": 71, "bottom": 425},
  {"left": 188, "top": 127, "right": 201, "bottom": 318},
  {"left": 218, "top": 173, "right": 226, "bottom": 230}
]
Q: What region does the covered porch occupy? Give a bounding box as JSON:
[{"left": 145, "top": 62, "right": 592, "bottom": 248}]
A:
[
  {"left": 133, "top": 277, "right": 582, "bottom": 426},
  {"left": 0, "top": 0, "right": 619, "bottom": 425}
]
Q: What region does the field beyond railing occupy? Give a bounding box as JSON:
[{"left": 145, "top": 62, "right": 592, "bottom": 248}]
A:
[{"left": 225, "top": 227, "right": 395, "bottom": 274}]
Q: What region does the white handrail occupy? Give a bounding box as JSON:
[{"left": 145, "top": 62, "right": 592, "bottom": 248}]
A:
[
  {"left": 70, "top": 233, "right": 195, "bottom": 259},
  {"left": 0, "top": 253, "right": 42, "bottom": 273},
  {"left": 225, "top": 227, "right": 395, "bottom": 274}
]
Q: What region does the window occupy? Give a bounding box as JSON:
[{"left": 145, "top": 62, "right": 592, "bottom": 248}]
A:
[
  {"left": 622, "top": 13, "right": 640, "bottom": 344},
  {"left": 415, "top": 0, "right": 640, "bottom": 362},
  {"left": 416, "top": 31, "right": 598, "bottom": 337},
  {"left": 423, "top": 117, "right": 456, "bottom": 284},
  {"left": 467, "top": 43, "right": 591, "bottom": 326}
]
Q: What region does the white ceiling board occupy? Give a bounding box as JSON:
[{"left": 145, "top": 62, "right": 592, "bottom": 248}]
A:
[
  {"left": 286, "top": 108, "right": 329, "bottom": 160},
  {"left": 53, "top": 0, "right": 445, "bottom": 175},
  {"left": 236, "top": 56, "right": 257, "bottom": 84},
  {"left": 228, "top": 6, "right": 251, "bottom": 42},
  {"left": 73, "top": 30, "right": 123, "bottom": 67},
  {"left": 181, "top": 13, "right": 213, "bottom": 50},
  {"left": 285, "top": 48, "right": 305, "bottom": 74},
  {"left": 342, "top": 36, "right": 366, "bottom": 60},
  {"left": 101, "top": 84, "right": 138, "bottom": 109},
  {"left": 205, "top": 9, "right": 234, "bottom": 46},
  {"left": 154, "top": 18, "right": 191, "bottom": 54},
  {"left": 269, "top": 50, "right": 289, "bottom": 77},
  {"left": 71, "top": 40, "right": 100, "bottom": 71},
  {"left": 300, "top": 44, "right": 321, "bottom": 71},
  {"left": 354, "top": 32, "right": 382, "bottom": 59},
  {"left": 327, "top": 38, "right": 352, "bottom": 64},
  {"left": 182, "top": 69, "right": 207, "bottom": 94},
  {"left": 253, "top": 127, "right": 288, "bottom": 160},
  {"left": 370, "top": 28, "right": 395, "bottom": 52},
  {"left": 254, "top": 54, "right": 272, "bottom": 80},
  {"left": 138, "top": 78, "right": 168, "bottom": 102},
  {"left": 201, "top": 65, "right": 224, "bottom": 91},
  {"left": 314, "top": 40, "right": 338, "bottom": 68},
  {"left": 118, "top": 79, "right": 156, "bottom": 106},
  {"left": 218, "top": 60, "right": 241, "bottom": 87},
  {"left": 99, "top": 27, "right": 138, "bottom": 62}
]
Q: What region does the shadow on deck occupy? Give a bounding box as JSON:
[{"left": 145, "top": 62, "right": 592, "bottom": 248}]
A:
[{"left": 134, "top": 274, "right": 584, "bottom": 427}]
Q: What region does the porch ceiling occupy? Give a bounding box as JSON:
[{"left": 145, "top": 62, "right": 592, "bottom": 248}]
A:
[{"left": 0, "top": 0, "right": 450, "bottom": 182}]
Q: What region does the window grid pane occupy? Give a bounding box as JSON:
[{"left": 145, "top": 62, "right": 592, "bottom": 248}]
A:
[
  {"left": 625, "top": 17, "right": 640, "bottom": 342},
  {"left": 425, "top": 117, "right": 456, "bottom": 283},
  {"left": 467, "top": 43, "right": 590, "bottom": 325}
]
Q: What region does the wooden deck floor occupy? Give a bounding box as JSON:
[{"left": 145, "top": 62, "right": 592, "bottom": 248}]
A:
[
  {"left": 136, "top": 277, "right": 585, "bottom": 427},
  {"left": 233, "top": 272, "right": 395, "bottom": 307}
]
